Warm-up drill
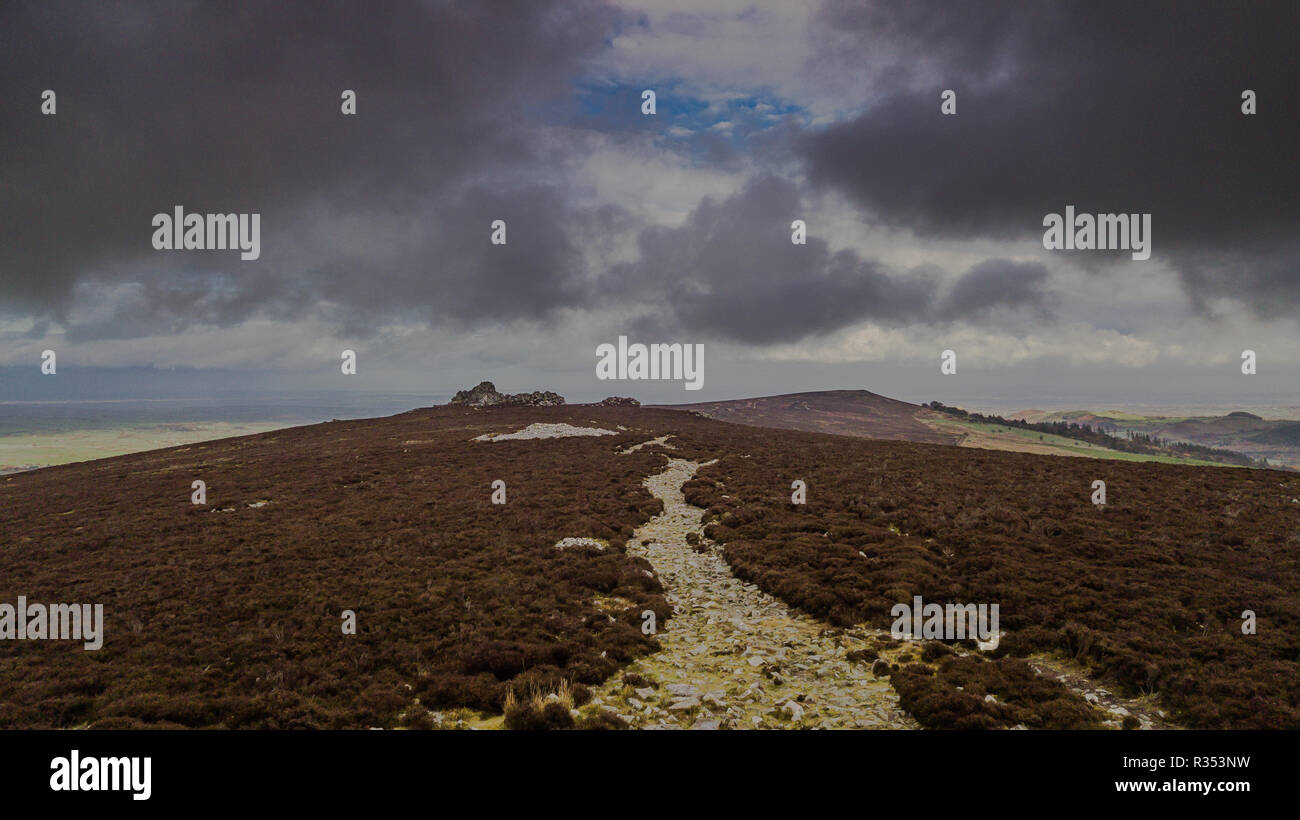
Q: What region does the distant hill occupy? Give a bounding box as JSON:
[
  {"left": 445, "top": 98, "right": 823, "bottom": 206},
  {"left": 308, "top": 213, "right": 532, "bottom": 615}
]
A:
[
  {"left": 1247, "top": 422, "right": 1300, "bottom": 447},
  {"left": 929, "top": 402, "right": 1266, "bottom": 467},
  {"left": 657, "top": 390, "right": 959, "bottom": 445},
  {"left": 1008, "top": 408, "right": 1300, "bottom": 469},
  {"left": 1158, "top": 413, "right": 1274, "bottom": 439},
  {"left": 656, "top": 391, "right": 1286, "bottom": 466}
]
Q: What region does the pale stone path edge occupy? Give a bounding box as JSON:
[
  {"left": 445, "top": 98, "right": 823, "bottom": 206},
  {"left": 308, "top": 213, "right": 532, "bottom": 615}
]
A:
[{"left": 581, "top": 454, "right": 917, "bottom": 729}]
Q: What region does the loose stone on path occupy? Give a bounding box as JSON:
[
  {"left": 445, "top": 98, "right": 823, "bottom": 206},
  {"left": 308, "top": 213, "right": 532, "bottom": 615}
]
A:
[{"left": 581, "top": 456, "right": 917, "bottom": 730}]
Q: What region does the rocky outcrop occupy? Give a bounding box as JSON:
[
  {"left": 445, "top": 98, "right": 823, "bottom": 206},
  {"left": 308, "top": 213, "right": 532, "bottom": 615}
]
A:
[
  {"left": 507, "top": 390, "right": 565, "bottom": 407},
  {"left": 596, "top": 396, "right": 640, "bottom": 407},
  {"left": 448, "top": 381, "right": 500, "bottom": 406},
  {"left": 448, "top": 381, "right": 565, "bottom": 408}
]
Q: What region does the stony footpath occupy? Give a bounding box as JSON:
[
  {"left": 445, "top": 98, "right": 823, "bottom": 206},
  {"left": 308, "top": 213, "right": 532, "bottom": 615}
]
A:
[
  {"left": 429, "top": 439, "right": 1162, "bottom": 731},
  {"left": 580, "top": 454, "right": 917, "bottom": 729}
]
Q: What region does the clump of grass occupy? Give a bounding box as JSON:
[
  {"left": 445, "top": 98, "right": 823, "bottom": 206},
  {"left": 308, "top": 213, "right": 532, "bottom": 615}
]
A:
[{"left": 503, "top": 680, "right": 577, "bottom": 730}]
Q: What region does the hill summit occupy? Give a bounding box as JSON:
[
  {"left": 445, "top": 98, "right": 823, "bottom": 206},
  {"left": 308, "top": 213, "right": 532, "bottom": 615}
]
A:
[{"left": 659, "top": 389, "right": 958, "bottom": 445}]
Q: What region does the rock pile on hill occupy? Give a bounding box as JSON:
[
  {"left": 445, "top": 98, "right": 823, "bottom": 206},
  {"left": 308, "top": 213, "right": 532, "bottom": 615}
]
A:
[
  {"left": 448, "top": 381, "right": 565, "bottom": 407},
  {"left": 596, "top": 396, "right": 640, "bottom": 407}
]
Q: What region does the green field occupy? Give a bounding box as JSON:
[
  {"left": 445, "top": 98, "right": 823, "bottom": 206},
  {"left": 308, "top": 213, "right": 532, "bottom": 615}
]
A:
[
  {"left": 955, "top": 421, "right": 1237, "bottom": 467},
  {"left": 0, "top": 421, "right": 294, "bottom": 473}
]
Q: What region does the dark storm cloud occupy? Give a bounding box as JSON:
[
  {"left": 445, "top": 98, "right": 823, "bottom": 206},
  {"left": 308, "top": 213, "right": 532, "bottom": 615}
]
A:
[
  {"left": 0, "top": 0, "right": 614, "bottom": 334},
  {"left": 605, "top": 176, "right": 1051, "bottom": 343},
  {"left": 309, "top": 185, "right": 589, "bottom": 337},
  {"left": 937, "top": 259, "right": 1054, "bottom": 323},
  {"left": 802, "top": 0, "right": 1300, "bottom": 317},
  {"left": 7, "top": 0, "right": 1285, "bottom": 355},
  {"left": 58, "top": 183, "right": 593, "bottom": 342}
]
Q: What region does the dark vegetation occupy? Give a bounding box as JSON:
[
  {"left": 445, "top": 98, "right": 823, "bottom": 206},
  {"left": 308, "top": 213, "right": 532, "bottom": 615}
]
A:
[
  {"left": 678, "top": 422, "right": 1300, "bottom": 729},
  {"left": 926, "top": 402, "right": 1264, "bottom": 466},
  {"left": 0, "top": 406, "right": 676, "bottom": 728},
  {"left": 891, "top": 655, "right": 1105, "bottom": 729},
  {"left": 3, "top": 403, "right": 1297, "bottom": 729}
]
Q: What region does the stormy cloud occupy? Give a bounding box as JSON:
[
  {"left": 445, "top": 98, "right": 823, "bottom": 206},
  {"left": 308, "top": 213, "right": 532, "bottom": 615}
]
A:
[
  {"left": 604, "top": 176, "right": 1054, "bottom": 343},
  {"left": 0, "top": 0, "right": 1293, "bottom": 394},
  {"left": 0, "top": 0, "right": 613, "bottom": 334},
  {"left": 800, "top": 0, "right": 1300, "bottom": 315}
]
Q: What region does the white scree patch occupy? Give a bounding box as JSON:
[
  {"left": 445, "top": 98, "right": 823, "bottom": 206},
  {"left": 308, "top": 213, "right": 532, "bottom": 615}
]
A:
[
  {"left": 474, "top": 423, "right": 618, "bottom": 441},
  {"left": 553, "top": 537, "right": 608, "bottom": 552}
]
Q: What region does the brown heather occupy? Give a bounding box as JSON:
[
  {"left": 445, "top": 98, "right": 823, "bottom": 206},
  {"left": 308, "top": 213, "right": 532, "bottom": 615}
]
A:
[
  {"left": 1, "top": 404, "right": 1297, "bottom": 729},
  {"left": 0, "top": 407, "right": 670, "bottom": 728},
  {"left": 678, "top": 422, "right": 1300, "bottom": 729}
]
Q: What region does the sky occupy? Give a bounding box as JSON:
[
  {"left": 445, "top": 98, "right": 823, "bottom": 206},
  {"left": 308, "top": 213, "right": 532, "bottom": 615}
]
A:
[{"left": 1, "top": 0, "right": 1296, "bottom": 411}]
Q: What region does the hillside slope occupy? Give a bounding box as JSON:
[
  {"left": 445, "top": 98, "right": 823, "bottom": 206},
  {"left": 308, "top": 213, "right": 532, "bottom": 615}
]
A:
[
  {"left": 659, "top": 389, "right": 958, "bottom": 445},
  {"left": 0, "top": 406, "right": 676, "bottom": 728},
  {"left": 2, "top": 404, "right": 1297, "bottom": 729}
]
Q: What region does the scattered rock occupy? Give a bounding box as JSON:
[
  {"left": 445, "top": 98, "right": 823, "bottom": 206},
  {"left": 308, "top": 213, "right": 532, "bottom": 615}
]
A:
[{"left": 553, "top": 537, "right": 608, "bottom": 552}]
